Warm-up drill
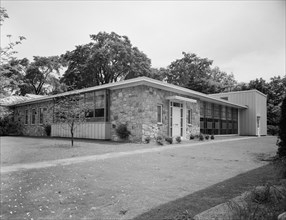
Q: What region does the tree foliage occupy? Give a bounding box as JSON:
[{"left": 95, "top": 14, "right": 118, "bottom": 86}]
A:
[
  {"left": 277, "top": 96, "right": 286, "bottom": 157},
  {"left": 0, "top": 7, "right": 26, "bottom": 97},
  {"left": 19, "top": 56, "right": 62, "bottom": 95},
  {"left": 163, "top": 52, "right": 236, "bottom": 93},
  {"left": 61, "top": 32, "right": 152, "bottom": 90}
]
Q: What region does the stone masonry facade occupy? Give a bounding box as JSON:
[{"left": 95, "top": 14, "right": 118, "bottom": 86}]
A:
[
  {"left": 13, "top": 101, "right": 54, "bottom": 136},
  {"left": 110, "top": 85, "right": 200, "bottom": 142}
]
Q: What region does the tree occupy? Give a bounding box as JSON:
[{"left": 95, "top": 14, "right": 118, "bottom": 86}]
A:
[
  {"left": 0, "top": 7, "right": 26, "bottom": 97},
  {"left": 61, "top": 32, "right": 152, "bottom": 90},
  {"left": 53, "top": 94, "right": 91, "bottom": 146},
  {"left": 267, "top": 76, "right": 286, "bottom": 126},
  {"left": 164, "top": 52, "right": 213, "bottom": 93},
  {"left": 20, "top": 56, "right": 62, "bottom": 95},
  {"left": 208, "top": 67, "right": 237, "bottom": 93},
  {"left": 277, "top": 96, "right": 286, "bottom": 157}
]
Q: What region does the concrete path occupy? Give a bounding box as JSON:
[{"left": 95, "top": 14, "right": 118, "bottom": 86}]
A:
[{"left": 1, "top": 137, "right": 256, "bottom": 173}]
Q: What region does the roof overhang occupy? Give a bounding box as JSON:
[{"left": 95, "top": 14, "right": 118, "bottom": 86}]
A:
[
  {"left": 6, "top": 77, "right": 248, "bottom": 109},
  {"left": 166, "top": 96, "right": 197, "bottom": 103}
]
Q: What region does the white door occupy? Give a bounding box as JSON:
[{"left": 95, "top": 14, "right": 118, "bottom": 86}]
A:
[
  {"left": 257, "top": 116, "right": 260, "bottom": 137},
  {"left": 172, "top": 107, "right": 181, "bottom": 137}
]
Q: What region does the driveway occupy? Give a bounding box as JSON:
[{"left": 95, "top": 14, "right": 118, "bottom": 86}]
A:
[{"left": 0, "top": 136, "right": 278, "bottom": 219}]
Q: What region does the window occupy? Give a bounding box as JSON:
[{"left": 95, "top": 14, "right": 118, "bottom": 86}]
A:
[
  {"left": 31, "top": 109, "right": 36, "bottom": 125},
  {"left": 157, "top": 105, "right": 162, "bottom": 123},
  {"left": 84, "top": 90, "right": 107, "bottom": 122},
  {"left": 187, "top": 109, "right": 192, "bottom": 124},
  {"left": 25, "top": 109, "right": 28, "bottom": 124},
  {"left": 39, "top": 108, "right": 44, "bottom": 124}
]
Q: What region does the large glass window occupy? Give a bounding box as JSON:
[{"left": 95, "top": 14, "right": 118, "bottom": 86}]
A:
[{"left": 84, "top": 90, "right": 108, "bottom": 122}]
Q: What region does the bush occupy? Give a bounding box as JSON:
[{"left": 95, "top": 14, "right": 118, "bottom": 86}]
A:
[
  {"left": 277, "top": 96, "right": 286, "bottom": 158},
  {"left": 199, "top": 133, "right": 204, "bottom": 141},
  {"left": 176, "top": 136, "right": 181, "bottom": 143},
  {"left": 116, "top": 124, "right": 131, "bottom": 140},
  {"left": 165, "top": 137, "right": 173, "bottom": 144},
  {"left": 144, "top": 136, "right": 151, "bottom": 144},
  {"left": 44, "top": 124, "right": 51, "bottom": 136},
  {"left": 156, "top": 135, "right": 164, "bottom": 145},
  {"left": 189, "top": 134, "right": 195, "bottom": 140},
  {"left": 0, "top": 117, "right": 23, "bottom": 136},
  {"left": 205, "top": 134, "right": 209, "bottom": 140},
  {"left": 267, "top": 125, "right": 279, "bottom": 136},
  {"left": 211, "top": 134, "right": 215, "bottom": 140}
]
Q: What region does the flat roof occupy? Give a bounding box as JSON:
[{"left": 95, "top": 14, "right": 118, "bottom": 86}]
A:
[{"left": 4, "top": 77, "right": 248, "bottom": 109}]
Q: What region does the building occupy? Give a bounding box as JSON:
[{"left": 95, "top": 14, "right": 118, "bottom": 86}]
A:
[{"left": 2, "top": 77, "right": 267, "bottom": 141}]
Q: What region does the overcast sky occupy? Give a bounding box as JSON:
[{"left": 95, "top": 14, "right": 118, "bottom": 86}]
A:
[{"left": 1, "top": 0, "right": 285, "bottom": 83}]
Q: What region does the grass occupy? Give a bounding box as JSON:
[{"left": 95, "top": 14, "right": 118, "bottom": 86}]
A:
[{"left": 133, "top": 163, "right": 284, "bottom": 220}]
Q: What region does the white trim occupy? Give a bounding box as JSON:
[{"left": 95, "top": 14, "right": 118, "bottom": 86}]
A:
[
  {"left": 166, "top": 96, "right": 197, "bottom": 103},
  {"left": 8, "top": 77, "right": 248, "bottom": 109}
]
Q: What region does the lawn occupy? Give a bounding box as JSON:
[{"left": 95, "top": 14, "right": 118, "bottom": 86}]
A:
[{"left": 0, "top": 136, "right": 280, "bottom": 219}]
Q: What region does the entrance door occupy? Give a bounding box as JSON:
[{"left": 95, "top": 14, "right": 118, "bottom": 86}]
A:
[{"left": 172, "top": 106, "right": 181, "bottom": 137}]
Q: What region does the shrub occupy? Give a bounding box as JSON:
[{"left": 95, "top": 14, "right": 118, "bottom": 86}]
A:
[
  {"left": 156, "top": 135, "right": 164, "bottom": 145},
  {"left": 176, "top": 136, "right": 181, "bottom": 143},
  {"left": 199, "top": 133, "right": 204, "bottom": 141},
  {"left": 165, "top": 137, "right": 173, "bottom": 144},
  {"left": 267, "top": 125, "right": 279, "bottom": 136},
  {"left": 0, "top": 117, "right": 23, "bottom": 136},
  {"left": 189, "top": 134, "right": 195, "bottom": 140},
  {"left": 277, "top": 96, "right": 286, "bottom": 158},
  {"left": 144, "top": 136, "right": 151, "bottom": 144},
  {"left": 116, "top": 124, "right": 131, "bottom": 140},
  {"left": 205, "top": 134, "right": 209, "bottom": 140},
  {"left": 44, "top": 124, "right": 52, "bottom": 136},
  {"left": 211, "top": 134, "right": 215, "bottom": 140}
]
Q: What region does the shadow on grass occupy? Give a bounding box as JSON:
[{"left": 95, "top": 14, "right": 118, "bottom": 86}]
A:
[{"left": 133, "top": 163, "right": 280, "bottom": 220}]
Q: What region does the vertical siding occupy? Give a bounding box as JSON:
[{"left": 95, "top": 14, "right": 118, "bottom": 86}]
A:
[
  {"left": 256, "top": 94, "right": 267, "bottom": 135},
  {"left": 51, "top": 122, "right": 111, "bottom": 139}
]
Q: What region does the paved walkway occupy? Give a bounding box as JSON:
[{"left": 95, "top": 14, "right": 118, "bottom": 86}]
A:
[{"left": 1, "top": 137, "right": 256, "bottom": 173}]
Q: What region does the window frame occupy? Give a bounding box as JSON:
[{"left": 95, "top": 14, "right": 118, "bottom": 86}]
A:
[
  {"left": 157, "top": 104, "right": 163, "bottom": 124},
  {"left": 31, "top": 108, "right": 36, "bottom": 125},
  {"left": 25, "top": 109, "right": 29, "bottom": 125},
  {"left": 187, "top": 109, "right": 192, "bottom": 124},
  {"left": 39, "top": 107, "right": 44, "bottom": 124}
]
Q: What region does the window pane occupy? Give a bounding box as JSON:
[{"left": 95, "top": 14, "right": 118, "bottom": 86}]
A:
[
  {"left": 95, "top": 94, "right": 105, "bottom": 108},
  {"left": 157, "top": 105, "right": 162, "bottom": 123},
  {"left": 95, "top": 108, "right": 104, "bottom": 117},
  {"left": 86, "top": 109, "right": 94, "bottom": 118}
]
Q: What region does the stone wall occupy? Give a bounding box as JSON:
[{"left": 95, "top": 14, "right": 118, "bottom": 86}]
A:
[
  {"left": 13, "top": 101, "right": 54, "bottom": 137},
  {"left": 110, "top": 85, "right": 200, "bottom": 142},
  {"left": 185, "top": 101, "right": 201, "bottom": 138}
]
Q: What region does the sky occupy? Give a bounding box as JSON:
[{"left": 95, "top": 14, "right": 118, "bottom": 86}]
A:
[{"left": 1, "top": 0, "right": 285, "bottom": 83}]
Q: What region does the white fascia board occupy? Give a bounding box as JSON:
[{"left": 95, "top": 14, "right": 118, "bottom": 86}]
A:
[{"left": 166, "top": 96, "right": 197, "bottom": 103}]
